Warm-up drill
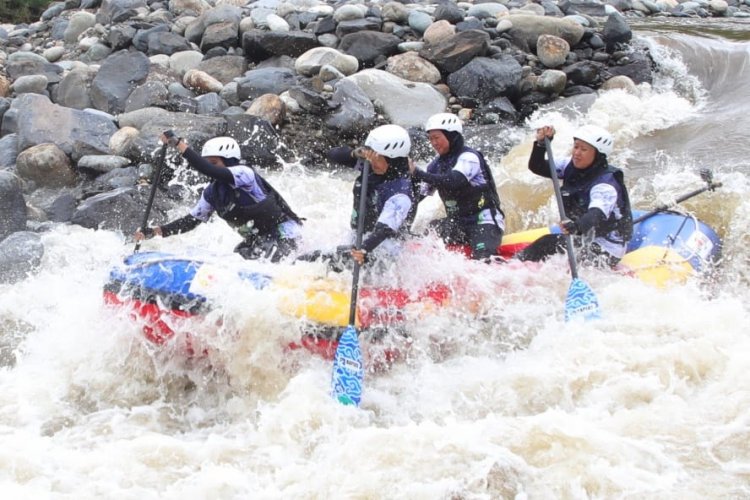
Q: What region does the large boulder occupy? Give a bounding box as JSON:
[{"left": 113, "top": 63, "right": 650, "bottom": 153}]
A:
[
  {"left": 446, "top": 56, "right": 524, "bottom": 105},
  {"left": 325, "top": 78, "right": 376, "bottom": 134},
  {"left": 13, "top": 94, "right": 117, "bottom": 161},
  {"left": 419, "top": 29, "right": 491, "bottom": 73},
  {"left": 507, "top": 15, "right": 585, "bottom": 50},
  {"left": 295, "top": 47, "right": 359, "bottom": 77},
  {"left": 236, "top": 67, "right": 298, "bottom": 101},
  {"left": 346, "top": 69, "right": 447, "bottom": 128},
  {"left": 56, "top": 67, "right": 97, "bottom": 110},
  {"left": 338, "top": 30, "right": 402, "bottom": 67},
  {"left": 16, "top": 143, "right": 77, "bottom": 188},
  {"left": 71, "top": 186, "right": 173, "bottom": 234},
  {"left": 242, "top": 29, "right": 319, "bottom": 63},
  {"left": 90, "top": 50, "right": 150, "bottom": 114},
  {"left": 96, "top": 0, "right": 147, "bottom": 24}
]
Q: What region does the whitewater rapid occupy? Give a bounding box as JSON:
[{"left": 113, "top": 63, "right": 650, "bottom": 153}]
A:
[{"left": 1, "top": 22, "right": 750, "bottom": 499}]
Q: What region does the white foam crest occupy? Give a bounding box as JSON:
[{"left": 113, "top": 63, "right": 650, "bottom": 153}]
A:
[
  {"left": 525, "top": 86, "right": 699, "bottom": 171},
  {"left": 637, "top": 36, "right": 707, "bottom": 105}
]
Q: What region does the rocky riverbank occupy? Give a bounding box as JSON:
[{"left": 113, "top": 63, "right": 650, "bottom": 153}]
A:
[{"left": 0, "top": 0, "right": 746, "bottom": 282}]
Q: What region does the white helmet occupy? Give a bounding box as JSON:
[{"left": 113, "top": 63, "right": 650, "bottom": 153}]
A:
[
  {"left": 573, "top": 125, "right": 613, "bottom": 156},
  {"left": 424, "top": 112, "right": 463, "bottom": 134},
  {"left": 364, "top": 124, "right": 411, "bottom": 158},
  {"left": 201, "top": 137, "right": 241, "bottom": 160}
]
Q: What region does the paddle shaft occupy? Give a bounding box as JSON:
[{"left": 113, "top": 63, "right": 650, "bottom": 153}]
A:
[
  {"left": 347, "top": 161, "right": 370, "bottom": 325},
  {"left": 134, "top": 143, "right": 168, "bottom": 253},
  {"left": 544, "top": 138, "right": 580, "bottom": 280},
  {"left": 633, "top": 181, "right": 722, "bottom": 225}
]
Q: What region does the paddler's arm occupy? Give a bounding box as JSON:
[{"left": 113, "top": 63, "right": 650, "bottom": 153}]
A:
[
  {"left": 528, "top": 125, "right": 556, "bottom": 178},
  {"left": 327, "top": 146, "right": 358, "bottom": 168},
  {"left": 181, "top": 148, "right": 235, "bottom": 185},
  {"left": 159, "top": 214, "right": 203, "bottom": 237},
  {"left": 160, "top": 131, "right": 235, "bottom": 185},
  {"left": 528, "top": 142, "right": 552, "bottom": 178},
  {"left": 351, "top": 223, "right": 396, "bottom": 265}
]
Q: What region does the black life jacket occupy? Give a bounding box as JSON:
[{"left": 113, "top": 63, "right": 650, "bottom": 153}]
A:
[
  {"left": 426, "top": 145, "right": 504, "bottom": 225},
  {"left": 561, "top": 160, "right": 633, "bottom": 242},
  {"left": 203, "top": 167, "right": 302, "bottom": 235},
  {"left": 351, "top": 157, "right": 416, "bottom": 234}
]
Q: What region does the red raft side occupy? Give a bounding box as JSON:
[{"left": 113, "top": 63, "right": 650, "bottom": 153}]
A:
[
  {"left": 103, "top": 290, "right": 205, "bottom": 355},
  {"left": 105, "top": 279, "right": 453, "bottom": 366},
  {"left": 287, "top": 281, "right": 453, "bottom": 366}
]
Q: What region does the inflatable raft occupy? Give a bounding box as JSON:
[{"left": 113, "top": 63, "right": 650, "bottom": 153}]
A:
[{"left": 104, "top": 208, "right": 721, "bottom": 361}]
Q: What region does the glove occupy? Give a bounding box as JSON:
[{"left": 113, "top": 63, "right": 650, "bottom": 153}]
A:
[
  {"left": 163, "top": 129, "right": 181, "bottom": 147},
  {"left": 352, "top": 146, "right": 373, "bottom": 159},
  {"left": 560, "top": 219, "right": 578, "bottom": 235}
]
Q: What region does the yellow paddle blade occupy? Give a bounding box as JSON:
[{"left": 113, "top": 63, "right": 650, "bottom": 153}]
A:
[{"left": 618, "top": 246, "right": 695, "bottom": 288}]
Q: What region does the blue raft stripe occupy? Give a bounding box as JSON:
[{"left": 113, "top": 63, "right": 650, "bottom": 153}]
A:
[
  {"left": 629, "top": 210, "right": 722, "bottom": 271},
  {"left": 112, "top": 252, "right": 272, "bottom": 302}
]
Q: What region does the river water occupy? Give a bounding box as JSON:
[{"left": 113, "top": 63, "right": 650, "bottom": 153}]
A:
[{"left": 1, "top": 20, "right": 750, "bottom": 499}]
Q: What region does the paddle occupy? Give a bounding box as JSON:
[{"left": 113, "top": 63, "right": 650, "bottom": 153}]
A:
[
  {"left": 331, "top": 161, "right": 369, "bottom": 406},
  {"left": 544, "top": 137, "right": 601, "bottom": 321},
  {"left": 633, "top": 169, "right": 721, "bottom": 225},
  {"left": 134, "top": 143, "right": 168, "bottom": 253}
]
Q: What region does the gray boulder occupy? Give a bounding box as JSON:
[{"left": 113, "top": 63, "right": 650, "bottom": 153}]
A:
[
  {"left": 242, "top": 29, "right": 319, "bottom": 64},
  {"left": 507, "top": 15, "right": 585, "bottom": 50},
  {"left": 96, "top": 0, "right": 147, "bottom": 24},
  {"left": 447, "top": 56, "right": 523, "bottom": 104},
  {"left": 14, "top": 94, "right": 117, "bottom": 161},
  {"left": 338, "top": 30, "right": 402, "bottom": 67},
  {"left": 419, "top": 29, "right": 491, "bottom": 73},
  {"left": 325, "top": 78, "right": 376, "bottom": 134},
  {"left": 56, "top": 67, "right": 97, "bottom": 110},
  {"left": 0, "top": 134, "right": 18, "bottom": 169},
  {"left": 16, "top": 143, "right": 77, "bottom": 188},
  {"left": 90, "top": 50, "right": 150, "bottom": 114},
  {"left": 71, "top": 186, "right": 172, "bottom": 234},
  {"left": 236, "top": 67, "right": 298, "bottom": 101}
]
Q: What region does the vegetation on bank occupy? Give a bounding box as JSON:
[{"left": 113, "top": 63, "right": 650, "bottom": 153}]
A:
[{"left": 0, "top": 0, "right": 53, "bottom": 25}]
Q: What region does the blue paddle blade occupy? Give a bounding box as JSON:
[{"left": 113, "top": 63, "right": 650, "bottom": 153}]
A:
[
  {"left": 565, "top": 277, "right": 601, "bottom": 322},
  {"left": 331, "top": 325, "right": 364, "bottom": 406}
]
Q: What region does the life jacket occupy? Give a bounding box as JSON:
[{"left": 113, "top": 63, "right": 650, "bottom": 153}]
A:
[
  {"left": 561, "top": 161, "right": 633, "bottom": 242},
  {"left": 351, "top": 158, "right": 416, "bottom": 234},
  {"left": 203, "top": 166, "right": 302, "bottom": 235},
  {"left": 426, "top": 146, "right": 504, "bottom": 225}
]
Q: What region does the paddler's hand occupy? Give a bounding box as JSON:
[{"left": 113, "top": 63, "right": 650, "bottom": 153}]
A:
[
  {"left": 536, "top": 125, "right": 555, "bottom": 145},
  {"left": 160, "top": 130, "right": 188, "bottom": 153},
  {"left": 559, "top": 219, "right": 577, "bottom": 235},
  {"left": 135, "top": 226, "right": 162, "bottom": 241},
  {"left": 351, "top": 248, "right": 367, "bottom": 265}
]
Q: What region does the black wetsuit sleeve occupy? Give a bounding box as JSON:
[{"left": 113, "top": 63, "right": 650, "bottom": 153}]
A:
[
  {"left": 160, "top": 214, "right": 202, "bottom": 237},
  {"left": 327, "top": 146, "right": 358, "bottom": 168},
  {"left": 360, "top": 223, "right": 396, "bottom": 253},
  {"left": 183, "top": 148, "right": 234, "bottom": 185},
  {"left": 528, "top": 142, "right": 552, "bottom": 178},
  {"left": 574, "top": 207, "right": 606, "bottom": 234},
  {"left": 412, "top": 168, "right": 470, "bottom": 190}
]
